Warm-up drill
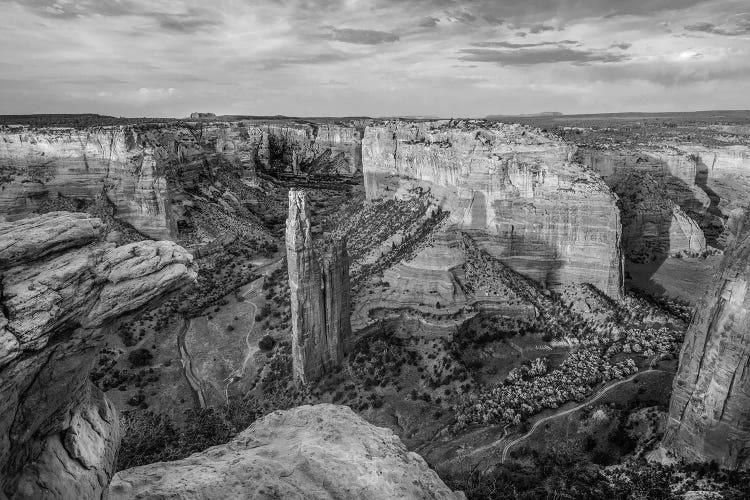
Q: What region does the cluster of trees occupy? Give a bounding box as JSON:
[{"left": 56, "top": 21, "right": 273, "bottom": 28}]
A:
[
  {"left": 606, "top": 326, "right": 680, "bottom": 358},
  {"left": 457, "top": 346, "right": 638, "bottom": 427}
]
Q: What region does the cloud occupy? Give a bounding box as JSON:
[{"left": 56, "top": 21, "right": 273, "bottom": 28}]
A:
[
  {"left": 418, "top": 16, "right": 439, "bottom": 28},
  {"left": 447, "top": 10, "right": 478, "bottom": 24},
  {"left": 154, "top": 12, "right": 220, "bottom": 33},
  {"left": 685, "top": 12, "right": 750, "bottom": 36},
  {"left": 329, "top": 28, "right": 399, "bottom": 44},
  {"left": 459, "top": 46, "right": 629, "bottom": 66},
  {"left": 529, "top": 23, "right": 556, "bottom": 34},
  {"left": 471, "top": 40, "right": 579, "bottom": 49},
  {"left": 610, "top": 42, "right": 631, "bottom": 50}
]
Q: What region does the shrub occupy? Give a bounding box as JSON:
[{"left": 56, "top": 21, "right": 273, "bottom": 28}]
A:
[
  {"left": 128, "top": 348, "right": 153, "bottom": 367},
  {"left": 259, "top": 335, "right": 276, "bottom": 351}
]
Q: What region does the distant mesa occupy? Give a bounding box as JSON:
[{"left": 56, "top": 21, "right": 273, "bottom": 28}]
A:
[
  {"left": 486, "top": 112, "right": 563, "bottom": 119},
  {"left": 190, "top": 112, "right": 217, "bottom": 119}
]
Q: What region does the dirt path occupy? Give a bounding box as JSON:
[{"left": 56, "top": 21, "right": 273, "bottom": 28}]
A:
[
  {"left": 221, "top": 257, "right": 283, "bottom": 401},
  {"left": 497, "top": 368, "right": 664, "bottom": 462}
]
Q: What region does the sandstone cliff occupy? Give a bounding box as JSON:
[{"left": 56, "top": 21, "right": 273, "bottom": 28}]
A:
[
  {"left": 362, "top": 121, "right": 623, "bottom": 298},
  {"left": 662, "top": 208, "right": 750, "bottom": 469},
  {"left": 0, "top": 211, "right": 197, "bottom": 498},
  {"left": 0, "top": 127, "right": 179, "bottom": 239},
  {"left": 266, "top": 123, "right": 362, "bottom": 175},
  {"left": 109, "top": 404, "right": 464, "bottom": 500},
  {"left": 286, "top": 190, "right": 351, "bottom": 383}
]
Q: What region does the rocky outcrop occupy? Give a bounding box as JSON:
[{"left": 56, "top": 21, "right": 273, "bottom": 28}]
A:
[
  {"left": 286, "top": 190, "right": 351, "bottom": 383},
  {"left": 109, "top": 404, "right": 465, "bottom": 500},
  {"left": 362, "top": 121, "right": 623, "bottom": 298},
  {"left": 662, "top": 208, "right": 750, "bottom": 469},
  {"left": 0, "top": 211, "right": 197, "bottom": 498}
]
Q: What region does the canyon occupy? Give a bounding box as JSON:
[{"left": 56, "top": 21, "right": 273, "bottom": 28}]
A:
[{"left": 2, "top": 113, "right": 750, "bottom": 498}]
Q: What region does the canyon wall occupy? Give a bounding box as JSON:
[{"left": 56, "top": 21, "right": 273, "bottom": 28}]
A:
[
  {"left": 286, "top": 190, "right": 351, "bottom": 383},
  {"left": 0, "top": 211, "right": 197, "bottom": 498},
  {"left": 675, "top": 144, "right": 750, "bottom": 216},
  {"left": 662, "top": 208, "right": 750, "bottom": 469},
  {"left": 362, "top": 121, "right": 623, "bottom": 298},
  {"left": 109, "top": 404, "right": 464, "bottom": 499},
  {"left": 579, "top": 147, "right": 711, "bottom": 259},
  {"left": 0, "top": 121, "right": 361, "bottom": 243},
  {"left": 0, "top": 127, "right": 175, "bottom": 239},
  {"left": 266, "top": 123, "right": 362, "bottom": 175}
]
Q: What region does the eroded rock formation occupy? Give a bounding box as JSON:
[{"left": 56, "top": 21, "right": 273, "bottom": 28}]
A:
[
  {"left": 362, "top": 121, "right": 623, "bottom": 298},
  {"left": 0, "top": 211, "right": 197, "bottom": 498},
  {"left": 662, "top": 208, "right": 750, "bottom": 469},
  {"left": 286, "top": 190, "right": 351, "bottom": 383},
  {"left": 109, "top": 404, "right": 465, "bottom": 500}
]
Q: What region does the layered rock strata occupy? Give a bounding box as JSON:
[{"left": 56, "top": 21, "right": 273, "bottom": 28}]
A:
[
  {"left": 362, "top": 121, "right": 623, "bottom": 298},
  {"left": 0, "top": 127, "right": 178, "bottom": 239},
  {"left": 0, "top": 211, "right": 197, "bottom": 498},
  {"left": 608, "top": 169, "right": 707, "bottom": 261},
  {"left": 578, "top": 145, "right": 729, "bottom": 254},
  {"left": 0, "top": 121, "right": 361, "bottom": 241},
  {"left": 266, "top": 123, "right": 362, "bottom": 175},
  {"left": 109, "top": 404, "right": 465, "bottom": 500},
  {"left": 286, "top": 190, "right": 351, "bottom": 383},
  {"left": 662, "top": 208, "right": 750, "bottom": 469}
]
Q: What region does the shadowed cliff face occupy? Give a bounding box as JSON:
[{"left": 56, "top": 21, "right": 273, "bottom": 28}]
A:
[
  {"left": 0, "top": 212, "right": 197, "bottom": 498},
  {"left": 362, "top": 120, "right": 623, "bottom": 299},
  {"left": 663, "top": 208, "right": 750, "bottom": 469}
]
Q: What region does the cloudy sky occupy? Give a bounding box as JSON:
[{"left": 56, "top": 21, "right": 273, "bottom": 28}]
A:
[{"left": 0, "top": 0, "right": 748, "bottom": 117}]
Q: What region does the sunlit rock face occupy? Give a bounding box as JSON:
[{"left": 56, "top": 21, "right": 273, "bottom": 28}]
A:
[
  {"left": 109, "top": 404, "right": 465, "bottom": 500},
  {"left": 362, "top": 120, "right": 623, "bottom": 298},
  {"left": 663, "top": 208, "right": 750, "bottom": 469},
  {"left": 0, "top": 211, "right": 197, "bottom": 498},
  {"left": 286, "top": 190, "right": 351, "bottom": 384},
  {"left": 0, "top": 126, "right": 178, "bottom": 239}
]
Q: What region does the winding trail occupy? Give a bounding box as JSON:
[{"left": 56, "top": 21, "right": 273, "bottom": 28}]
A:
[{"left": 497, "top": 368, "right": 665, "bottom": 462}]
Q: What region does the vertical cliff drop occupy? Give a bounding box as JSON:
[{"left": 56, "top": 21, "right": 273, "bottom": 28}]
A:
[
  {"left": 662, "top": 207, "right": 750, "bottom": 469},
  {"left": 286, "top": 190, "right": 351, "bottom": 383}
]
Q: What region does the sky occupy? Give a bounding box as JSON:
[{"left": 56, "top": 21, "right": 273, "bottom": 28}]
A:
[{"left": 0, "top": 0, "right": 748, "bottom": 117}]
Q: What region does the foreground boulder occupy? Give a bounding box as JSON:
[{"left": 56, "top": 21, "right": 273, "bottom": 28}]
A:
[
  {"left": 0, "top": 211, "right": 197, "bottom": 498},
  {"left": 109, "top": 404, "right": 465, "bottom": 499},
  {"left": 662, "top": 207, "right": 750, "bottom": 469}
]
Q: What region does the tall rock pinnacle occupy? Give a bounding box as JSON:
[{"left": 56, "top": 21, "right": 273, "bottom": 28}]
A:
[
  {"left": 662, "top": 208, "right": 750, "bottom": 469},
  {"left": 285, "top": 190, "right": 351, "bottom": 383}
]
